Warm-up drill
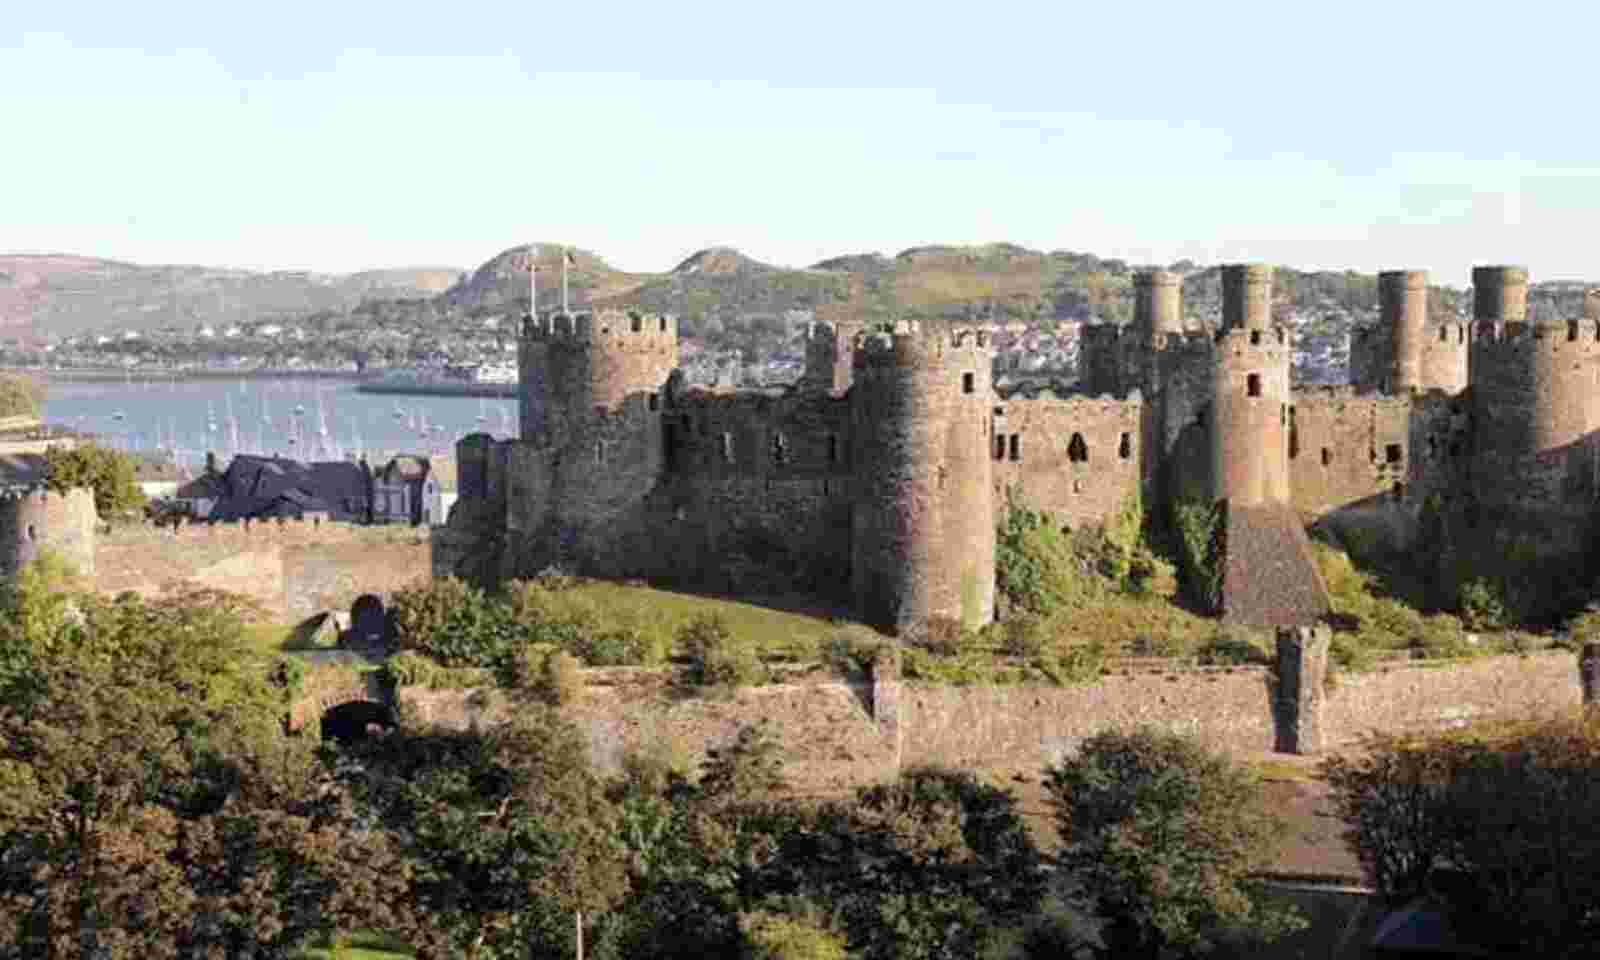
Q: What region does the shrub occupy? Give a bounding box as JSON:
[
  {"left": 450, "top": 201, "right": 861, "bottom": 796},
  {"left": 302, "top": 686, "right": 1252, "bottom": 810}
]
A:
[
  {"left": 681, "top": 614, "right": 765, "bottom": 688},
  {"left": 738, "top": 904, "right": 848, "bottom": 960},
  {"left": 1032, "top": 640, "right": 1106, "bottom": 686},
  {"left": 532, "top": 650, "right": 585, "bottom": 707},
  {"left": 42, "top": 441, "right": 146, "bottom": 518},
  {"left": 1458, "top": 577, "right": 1508, "bottom": 632},
  {"left": 1000, "top": 612, "right": 1050, "bottom": 658},
  {"left": 1171, "top": 498, "right": 1225, "bottom": 613},
  {"left": 1197, "top": 626, "right": 1267, "bottom": 666},
  {"left": 913, "top": 616, "right": 969, "bottom": 656},
  {"left": 383, "top": 650, "right": 439, "bottom": 687},
  {"left": 822, "top": 630, "right": 886, "bottom": 677},
  {"left": 390, "top": 577, "right": 515, "bottom": 666}
]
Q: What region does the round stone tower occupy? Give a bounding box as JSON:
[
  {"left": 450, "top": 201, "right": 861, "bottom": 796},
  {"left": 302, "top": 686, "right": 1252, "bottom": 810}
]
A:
[
  {"left": 1135, "top": 270, "right": 1183, "bottom": 338},
  {"left": 849, "top": 322, "right": 995, "bottom": 634},
  {"left": 1381, "top": 270, "right": 1427, "bottom": 391},
  {"left": 1220, "top": 264, "right": 1273, "bottom": 331},
  {"left": 1469, "top": 266, "right": 1600, "bottom": 507},
  {"left": 1211, "top": 265, "right": 1290, "bottom": 505},
  {"left": 0, "top": 487, "right": 97, "bottom": 581},
  {"left": 535, "top": 308, "right": 679, "bottom": 450}
]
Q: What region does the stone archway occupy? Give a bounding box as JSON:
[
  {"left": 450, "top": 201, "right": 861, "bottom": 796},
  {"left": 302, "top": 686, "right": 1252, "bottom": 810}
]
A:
[
  {"left": 287, "top": 671, "right": 393, "bottom": 733},
  {"left": 320, "top": 699, "right": 397, "bottom": 743}
]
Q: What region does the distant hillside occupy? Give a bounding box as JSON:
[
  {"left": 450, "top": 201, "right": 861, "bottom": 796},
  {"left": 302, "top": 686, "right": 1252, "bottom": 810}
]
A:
[
  {"left": 438, "top": 244, "right": 649, "bottom": 312},
  {"left": 0, "top": 254, "right": 464, "bottom": 339}
]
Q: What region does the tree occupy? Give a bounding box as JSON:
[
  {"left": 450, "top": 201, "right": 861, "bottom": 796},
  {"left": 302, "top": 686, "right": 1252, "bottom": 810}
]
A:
[
  {"left": 756, "top": 767, "right": 1057, "bottom": 960},
  {"left": 0, "top": 575, "right": 404, "bottom": 959},
  {"left": 1044, "top": 728, "right": 1300, "bottom": 958},
  {"left": 342, "top": 708, "right": 629, "bottom": 959},
  {"left": 1323, "top": 716, "right": 1600, "bottom": 955},
  {"left": 0, "top": 375, "right": 41, "bottom": 420},
  {"left": 41, "top": 443, "right": 145, "bottom": 519}
]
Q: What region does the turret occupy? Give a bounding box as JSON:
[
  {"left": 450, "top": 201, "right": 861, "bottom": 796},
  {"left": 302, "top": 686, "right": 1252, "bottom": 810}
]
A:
[
  {"left": 1210, "top": 265, "right": 1290, "bottom": 505},
  {"left": 801, "top": 319, "right": 861, "bottom": 396},
  {"left": 524, "top": 308, "right": 679, "bottom": 449},
  {"left": 0, "top": 487, "right": 97, "bottom": 581},
  {"left": 849, "top": 322, "right": 994, "bottom": 633},
  {"left": 1469, "top": 266, "right": 1600, "bottom": 507},
  {"left": 1135, "top": 270, "right": 1183, "bottom": 338},
  {"left": 1220, "top": 264, "right": 1273, "bottom": 330},
  {"left": 1381, "top": 270, "right": 1427, "bottom": 391}
]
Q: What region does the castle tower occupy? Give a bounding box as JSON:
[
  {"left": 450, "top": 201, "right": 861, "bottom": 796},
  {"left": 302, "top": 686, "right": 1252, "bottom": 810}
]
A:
[
  {"left": 530, "top": 309, "right": 679, "bottom": 450},
  {"left": 0, "top": 487, "right": 97, "bottom": 581},
  {"left": 1210, "top": 265, "right": 1290, "bottom": 505},
  {"left": 1469, "top": 266, "right": 1600, "bottom": 508},
  {"left": 849, "top": 322, "right": 995, "bottom": 633},
  {"left": 1220, "top": 264, "right": 1273, "bottom": 331},
  {"left": 517, "top": 312, "right": 550, "bottom": 443},
  {"left": 1135, "top": 270, "right": 1183, "bottom": 339},
  {"left": 1381, "top": 270, "right": 1428, "bottom": 391},
  {"left": 801, "top": 319, "right": 862, "bottom": 395}
]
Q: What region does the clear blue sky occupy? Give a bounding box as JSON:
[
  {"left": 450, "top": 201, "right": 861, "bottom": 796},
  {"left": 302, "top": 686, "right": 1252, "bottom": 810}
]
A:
[{"left": 3, "top": 2, "right": 1596, "bottom": 285}]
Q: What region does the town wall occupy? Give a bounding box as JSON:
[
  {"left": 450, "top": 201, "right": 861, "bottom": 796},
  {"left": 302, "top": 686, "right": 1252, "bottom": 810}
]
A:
[
  {"left": 393, "top": 649, "right": 1583, "bottom": 787},
  {"left": 94, "top": 520, "right": 432, "bottom": 621},
  {"left": 991, "top": 388, "right": 1143, "bottom": 527}
]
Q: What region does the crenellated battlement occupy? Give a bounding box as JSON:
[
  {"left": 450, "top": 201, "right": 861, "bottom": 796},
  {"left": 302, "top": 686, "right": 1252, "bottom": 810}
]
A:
[
  {"left": 525, "top": 309, "right": 678, "bottom": 349},
  {"left": 851, "top": 324, "right": 993, "bottom": 370},
  {"left": 994, "top": 382, "right": 1143, "bottom": 405},
  {"left": 1470, "top": 317, "right": 1600, "bottom": 349}
]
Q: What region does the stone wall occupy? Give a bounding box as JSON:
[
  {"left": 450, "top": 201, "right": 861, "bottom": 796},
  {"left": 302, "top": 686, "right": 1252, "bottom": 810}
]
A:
[
  {"left": 992, "top": 389, "right": 1142, "bottom": 529},
  {"left": 95, "top": 520, "right": 433, "bottom": 621},
  {"left": 390, "top": 648, "right": 1586, "bottom": 790}
]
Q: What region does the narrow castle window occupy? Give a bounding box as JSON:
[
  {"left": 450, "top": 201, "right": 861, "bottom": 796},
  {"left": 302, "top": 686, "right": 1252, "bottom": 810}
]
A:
[
  {"left": 827, "top": 434, "right": 839, "bottom": 464},
  {"left": 1068, "top": 432, "right": 1089, "bottom": 464},
  {"left": 630, "top": 315, "right": 643, "bottom": 333},
  {"left": 1440, "top": 326, "right": 1449, "bottom": 342},
  {"left": 1393, "top": 482, "right": 1405, "bottom": 501},
  {"left": 1008, "top": 434, "right": 1021, "bottom": 461},
  {"left": 648, "top": 393, "right": 659, "bottom": 412},
  {"left": 1288, "top": 408, "right": 1299, "bottom": 459},
  {"left": 25, "top": 524, "right": 35, "bottom": 542},
  {"left": 994, "top": 406, "right": 1005, "bottom": 418},
  {"left": 659, "top": 317, "right": 668, "bottom": 332},
  {"left": 1250, "top": 330, "right": 1262, "bottom": 345},
  {"left": 994, "top": 435, "right": 1006, "bottom": 461},
  {"left": 1246, "top": 373, "right": 1262, "bottom": 397},
  {"left": 1385, "top": 443, "right": 1403, "bottom": 464},
  {"left": 772, "top": 433, "right": 788, "bottom": 465},
  {"left": 962, "top": 372, "right": 975, "bottom": 394},
  {"left": 721, "top": 433, "right": 735, "bottom": 463},
  {"left": 1570, "top": 321, "right": 1581, "bottom": 342},
  {"left": 595, "top": 441, "right": 606, "bottom": 465},
  {"left": 1118, "top": 432, "right": 1131, "bottom": 460},
  {"left": 1321, "top": 447, "right": 1332, "bottom": 467}
]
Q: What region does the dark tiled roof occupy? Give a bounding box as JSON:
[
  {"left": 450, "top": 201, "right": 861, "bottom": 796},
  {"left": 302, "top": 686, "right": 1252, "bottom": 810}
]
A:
[{"left": 1220, "top": 503, "right": 1332, "bottom": 627}]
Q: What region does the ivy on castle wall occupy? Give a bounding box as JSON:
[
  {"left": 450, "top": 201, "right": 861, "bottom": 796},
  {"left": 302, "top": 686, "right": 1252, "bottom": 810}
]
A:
[{"left": 1172, "top": 498, "right": 1226, "bottom": 614}]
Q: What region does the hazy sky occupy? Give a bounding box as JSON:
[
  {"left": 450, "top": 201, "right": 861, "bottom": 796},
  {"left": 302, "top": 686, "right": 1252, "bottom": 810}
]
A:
[{"left": 3, "top": 2, "right": 1596, "bottom": 285}]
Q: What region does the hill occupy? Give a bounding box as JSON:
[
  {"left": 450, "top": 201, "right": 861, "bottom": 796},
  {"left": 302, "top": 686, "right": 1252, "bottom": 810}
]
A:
[{"left": 0, "top": 254, "right": 464, "bottom": 339}]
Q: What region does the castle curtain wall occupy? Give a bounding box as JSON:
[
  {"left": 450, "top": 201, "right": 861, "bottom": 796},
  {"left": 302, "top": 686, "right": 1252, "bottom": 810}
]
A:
[{"left": 990, "top": 392, "right": 1143, "bottom": 527}]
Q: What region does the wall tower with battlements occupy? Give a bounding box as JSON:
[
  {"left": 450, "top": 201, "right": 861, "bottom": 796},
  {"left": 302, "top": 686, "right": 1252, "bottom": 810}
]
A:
[
  {"left": 849, "top": 322, "right": 995, "bottom": 632},
  {"left": 1469, "top": 266, "right": 1600, "bottom": 509},
  {"left": 0, "top": 487, "right": 97, "bottom": 581},
  {"left": 1210, "top": 265, "right": 1291, "bottom": 506}
]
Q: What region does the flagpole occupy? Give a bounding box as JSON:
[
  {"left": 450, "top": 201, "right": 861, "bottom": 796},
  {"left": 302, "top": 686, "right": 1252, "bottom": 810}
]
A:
[
  {"left": 529, "top": 243, "right": 538, "bottom": 319},
  {"left": 561, "top": 247, "right": 570, "bottom": 315}
]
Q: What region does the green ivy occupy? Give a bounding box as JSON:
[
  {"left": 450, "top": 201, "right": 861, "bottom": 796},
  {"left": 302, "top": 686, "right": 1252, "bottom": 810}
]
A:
[{"left": 1172, "top": 498, "right": 1226, "bottom": 614}]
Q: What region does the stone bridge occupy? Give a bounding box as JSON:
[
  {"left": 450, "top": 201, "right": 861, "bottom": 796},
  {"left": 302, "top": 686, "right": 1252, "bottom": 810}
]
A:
[{"left": 286, "top": 650, "right": 397, "bottom": 736}]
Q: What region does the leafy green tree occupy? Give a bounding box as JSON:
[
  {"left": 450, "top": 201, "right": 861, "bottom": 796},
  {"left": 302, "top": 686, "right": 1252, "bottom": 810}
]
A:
[
  {"left": 342, "top": 708, "right": 628, "bottom": 959},
  {"left": 0, "top": 576, "right": 403, "bottom": 959},
  {"left": 0, "top": 375, "right": 41, "bottom": 419},
  {"left": 757, "top": 767, "right": 1056, "bottom": 960},
  {"left": 1044, "top": 729, "right": 1300, "bottom": 958},
  {"left": 41, "top": 442, "right": 145, "bottom": 519},
  {"left": 1323, "top": 716, "right": 1600, "bottom": 954}
]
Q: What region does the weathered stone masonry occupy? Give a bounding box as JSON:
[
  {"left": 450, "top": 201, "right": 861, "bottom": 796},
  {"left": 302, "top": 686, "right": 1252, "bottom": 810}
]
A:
[{"left": 450, "top": 262, "right": 1600, "bottom": 632}]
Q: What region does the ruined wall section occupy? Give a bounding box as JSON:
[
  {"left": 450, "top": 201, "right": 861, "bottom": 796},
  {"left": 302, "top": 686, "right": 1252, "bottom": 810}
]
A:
[
  {"left": 0, "top": 487, "right": 97, "bottom": 580},
  {"left": 1151, "top": 333, "right": 1215, "bottom": 503},
  {"left": 1287, "top": 389, "right": 1416, "bottom": 518},
  {"left": 992, "top": 387, "right": 1143, "bottom": 529},
  {"left": 851, "top": 325, "right": 995, "bottom": 632}
]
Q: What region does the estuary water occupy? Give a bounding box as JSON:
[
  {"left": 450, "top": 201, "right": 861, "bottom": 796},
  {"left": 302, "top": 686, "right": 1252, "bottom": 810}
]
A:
[{"left": 41, "top": 376, "right": 518, "bottom": 468}]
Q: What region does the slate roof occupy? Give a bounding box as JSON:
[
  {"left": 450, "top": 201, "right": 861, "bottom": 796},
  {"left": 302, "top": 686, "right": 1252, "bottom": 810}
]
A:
[
  {"left": 208, "top": 454, "right": 369, "bottom": 522},
  {"left": 0, "top": 453, "right": 47, "bottom": 491}
]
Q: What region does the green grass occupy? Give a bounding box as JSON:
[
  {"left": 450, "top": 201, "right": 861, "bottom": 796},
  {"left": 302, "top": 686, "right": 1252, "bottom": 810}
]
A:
[
  {"left": 523, "top": 580, "right": 858, "bottom": 663},
  {"left": 296, "top": 931, "right": 412, "bottom": 959}
]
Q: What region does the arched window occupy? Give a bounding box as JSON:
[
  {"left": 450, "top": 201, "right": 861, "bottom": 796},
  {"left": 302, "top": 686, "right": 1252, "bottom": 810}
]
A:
[
  {"left": 1246, "top": 373, "right": 1262, "bottom": 397},
  {"left": 1118, "top": 432, "right": 1131, "bottom": 460},
  {"left": 1068, "top": 433, "right": 1089, "bottom": 463},
  {"left": 772, "top": 433, "right": 788, "bottom": 466}
]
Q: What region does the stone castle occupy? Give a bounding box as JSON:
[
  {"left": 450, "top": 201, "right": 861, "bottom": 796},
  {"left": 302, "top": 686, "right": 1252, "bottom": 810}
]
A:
[{"left": 433, "top": 262, "right": 1600, "bottom": 633}]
